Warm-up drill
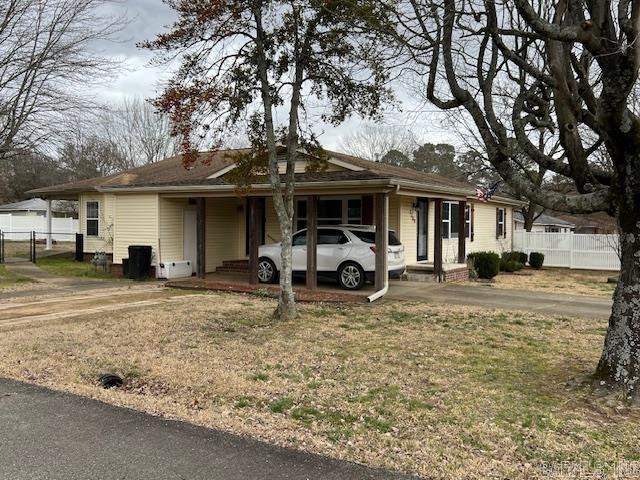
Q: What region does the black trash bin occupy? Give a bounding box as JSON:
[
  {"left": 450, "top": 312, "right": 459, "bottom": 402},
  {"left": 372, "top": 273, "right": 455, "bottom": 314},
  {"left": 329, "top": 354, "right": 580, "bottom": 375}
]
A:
[
  {"left": 122, "top": 258, "right": 130, "bottom": 278},
  {"left": 128, "top": 245, "right": 152, "bottom": 280}
]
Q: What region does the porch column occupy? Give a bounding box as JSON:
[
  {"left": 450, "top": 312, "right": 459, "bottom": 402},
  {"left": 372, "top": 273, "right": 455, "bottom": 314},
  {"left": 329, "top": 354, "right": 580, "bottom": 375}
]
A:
[
  {"left": 458, "top": 200, "right": 467, "bottom": 263},
  {"left": 374, "top": 192, "right": 389, "bottom": 291},
  {"left": 248, "top": 197, "right": 260, "bottom": 285},
  {"left": 306, "top": 195, "right": 318, "bottom": 289},
  {"left": 433, "top": 198, "right": 443, "bottom": 282},
  {"left": 196, "top": 197, "right": 206, "bottom": 279},
  {"left": 45, "top": 198, "right": 52, "bottom": 250}
]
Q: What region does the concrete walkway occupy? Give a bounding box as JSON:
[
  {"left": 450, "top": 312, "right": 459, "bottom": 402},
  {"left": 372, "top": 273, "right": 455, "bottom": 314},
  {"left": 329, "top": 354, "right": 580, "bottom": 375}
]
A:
[
  {"left": 387, "top": 281, "right": 612, "bottom": 319},
  {"left": 0, "top": 378, "right": 411, "bottom": 480}
]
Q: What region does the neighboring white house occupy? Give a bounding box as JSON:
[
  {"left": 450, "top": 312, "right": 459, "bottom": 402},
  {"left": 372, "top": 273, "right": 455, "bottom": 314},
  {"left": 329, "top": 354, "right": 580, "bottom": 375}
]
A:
[
  {"left": 0, "top": 198, "right": 77, "bottom": 218},
  {"left": 514, "top": 212, "right": 575, "bottom": 233}
]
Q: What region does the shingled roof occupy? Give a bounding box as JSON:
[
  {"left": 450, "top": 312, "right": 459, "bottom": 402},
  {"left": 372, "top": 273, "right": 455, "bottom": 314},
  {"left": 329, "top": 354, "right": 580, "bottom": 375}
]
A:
[{"left": 28, "top": 148, "right": 518, "bottom": 204}]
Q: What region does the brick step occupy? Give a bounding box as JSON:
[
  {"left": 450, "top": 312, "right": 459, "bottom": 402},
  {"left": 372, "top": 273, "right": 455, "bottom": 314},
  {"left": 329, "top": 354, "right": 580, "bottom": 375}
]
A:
[{"left": 217, "top": 259, "right": 249, "bottom": 273}]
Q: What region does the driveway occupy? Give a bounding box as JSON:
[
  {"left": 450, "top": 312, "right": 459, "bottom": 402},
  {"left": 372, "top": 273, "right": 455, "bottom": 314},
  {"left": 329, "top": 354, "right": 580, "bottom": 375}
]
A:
[
  {"left": 0, "top": 378, "right": 410, "bottom": 480},
  {"left": 387, "top": 281, "right": 613, "bottom": 319}
]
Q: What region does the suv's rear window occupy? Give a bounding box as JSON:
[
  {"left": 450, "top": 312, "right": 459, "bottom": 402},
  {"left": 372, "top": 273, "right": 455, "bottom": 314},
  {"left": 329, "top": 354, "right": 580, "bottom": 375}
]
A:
[{"left": 349, "top": 230, "right": 401, "bottom": 246}]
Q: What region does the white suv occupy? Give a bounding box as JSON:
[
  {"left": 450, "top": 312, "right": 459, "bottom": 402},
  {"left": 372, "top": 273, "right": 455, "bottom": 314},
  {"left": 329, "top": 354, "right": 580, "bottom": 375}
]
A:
[{"left": 257, "top": 225, "right": 405, "bottom": 290}]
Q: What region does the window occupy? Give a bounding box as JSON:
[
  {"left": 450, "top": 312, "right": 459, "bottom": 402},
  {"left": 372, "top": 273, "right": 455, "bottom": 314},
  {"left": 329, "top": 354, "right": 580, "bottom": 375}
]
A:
[
  {"left": 496, "top": 208, "right": 506, "bottom": 238},
  {"left": 317, "top": 229, "right": 349, "bottom": 245},
  {"left": 295, "top": 198, "right": 362, "bottom": 231},
  {"left": 348, "top": 229, "right": 402, "bottom": 246},
  {"left": 292, "top": 230, "right": 307, "bottom": 246},
  {"left": 442, "top": 201, "right": 471, "bottom": 239},
  {"left": 86, "top": 201, "right": 99, "bottom": 237},
  {"left": 545, "top": 226, "right": 560, "bottom": 233}
]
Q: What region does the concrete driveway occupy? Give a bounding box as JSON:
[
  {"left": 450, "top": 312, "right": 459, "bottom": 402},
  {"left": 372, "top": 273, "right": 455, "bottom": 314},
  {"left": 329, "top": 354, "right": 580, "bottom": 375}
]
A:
[
  {"left": 387, "top": 281, "right": 613, "bottom": 319},
  {"left": 0, "top": 378, "right": 411, "bottom": 480}
]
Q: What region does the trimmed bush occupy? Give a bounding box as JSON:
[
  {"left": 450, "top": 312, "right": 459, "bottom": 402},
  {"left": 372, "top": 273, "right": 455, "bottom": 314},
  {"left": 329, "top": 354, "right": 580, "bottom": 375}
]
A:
[
  {"left": 529, "top": 252, "right": 545, "bottom": 269},
  {"left": 514, "top": 251, "right": 528, "bottom": 265},
  {"left": 501, "top": 251, "right": 528, "bottom": 265},
  {"left": 502, "top": 260, "right": 524, "bottom": 273},
  {"left": 470, "top": 252, "right": 500, "bottom": 279}
]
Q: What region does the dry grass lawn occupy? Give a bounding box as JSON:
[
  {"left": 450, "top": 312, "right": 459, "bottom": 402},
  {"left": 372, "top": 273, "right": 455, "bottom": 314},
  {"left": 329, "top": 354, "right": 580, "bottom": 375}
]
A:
[
  {"left": 0, "top": 292, "right": 637, "bottom": 479},
  {"left": 479, "top": 267, "right": 616, "bottom": 298}
]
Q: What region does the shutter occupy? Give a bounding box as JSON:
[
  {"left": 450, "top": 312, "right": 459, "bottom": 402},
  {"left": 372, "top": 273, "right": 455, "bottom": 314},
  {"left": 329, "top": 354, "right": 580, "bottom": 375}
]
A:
[
  {"left": 362, "top": 195, "right": 374, "bottom": 225},
  {"left": 496, "top": 208, "right": 500, "bottom": 239},
  {"left": 470, "top": 204, "right": 475, "bottom": 242},
  {"left": 503, "top": 209, "right": 507, "bottom": 238}
]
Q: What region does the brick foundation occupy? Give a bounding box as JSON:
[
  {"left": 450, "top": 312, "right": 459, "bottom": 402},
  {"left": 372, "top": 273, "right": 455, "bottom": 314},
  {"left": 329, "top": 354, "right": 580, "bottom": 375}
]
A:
[{"left": 442, "top": 266, "right": 470, "bottom": 282}]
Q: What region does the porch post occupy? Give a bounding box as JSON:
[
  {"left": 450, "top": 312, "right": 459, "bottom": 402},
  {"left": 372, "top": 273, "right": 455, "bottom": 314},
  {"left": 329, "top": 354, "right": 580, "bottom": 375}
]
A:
[
  {"left": 45, "top": 198, "right": 52, "bottom": 250},
  {"left": 248, "top": 197, "right": 259, "bottom": 285},
  {"left": 458, "top": 200, "right": 467, "bottom": 263},
  {"left": 196, "top": 197, "right": 206, "bottom": 279},
  {"left": 433, "top": 198, "right": 443, "bottom": 282},
  {"left": 374, "top": 192, "right": 389, "bottom": 291},
  {"left": 306, "top": 195, "right": 318, "bottom": 289}
]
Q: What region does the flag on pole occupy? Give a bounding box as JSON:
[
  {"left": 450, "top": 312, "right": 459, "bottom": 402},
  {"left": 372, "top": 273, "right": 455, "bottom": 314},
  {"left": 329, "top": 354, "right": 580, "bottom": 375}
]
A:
[{"left": 475, "top": 181, "right": 502, "bottom": 202}]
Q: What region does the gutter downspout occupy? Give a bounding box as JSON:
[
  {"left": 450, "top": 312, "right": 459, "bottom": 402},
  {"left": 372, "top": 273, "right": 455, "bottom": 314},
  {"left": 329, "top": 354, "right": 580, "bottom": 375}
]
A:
[{"left": 367, "top": 185, "right": 399, "bottom": 303}]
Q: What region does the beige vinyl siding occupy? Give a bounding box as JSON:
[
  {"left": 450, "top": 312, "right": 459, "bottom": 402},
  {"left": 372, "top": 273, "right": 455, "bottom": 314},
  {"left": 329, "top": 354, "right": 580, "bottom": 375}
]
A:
[
  {"left": 439, "top": 202, "right": 513, "bottom": 262},
  {"left": 159, "top": 198, "right": 188, "bottom": 262},
  {"left": 204, "top": 197, "right": 243, "bottom": 272},
  {"left": 397, "top": 195, "right": 418, "bottom": 265},
  {"left": 277, "top": 159, "right": 348, "bottom": 174},
  {"left": 79, "top": 193, "right": 115, "bottom": 254},
  {"left": 265, "top": 198, "right": 281, "bottom": 244},
  {"left": 113, "top": 194, "right": 159, "bottom": 264}
]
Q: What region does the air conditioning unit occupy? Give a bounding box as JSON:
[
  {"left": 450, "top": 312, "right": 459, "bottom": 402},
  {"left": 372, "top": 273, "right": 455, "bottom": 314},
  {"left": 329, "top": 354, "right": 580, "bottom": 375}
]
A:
[{"left": 157, "top": 260, "right": 193, "bottom": 279}]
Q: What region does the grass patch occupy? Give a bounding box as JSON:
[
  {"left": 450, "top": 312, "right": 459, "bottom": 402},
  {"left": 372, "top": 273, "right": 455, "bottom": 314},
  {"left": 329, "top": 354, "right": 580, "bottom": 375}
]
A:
[
  {"left": 36, "top": 253, "right": 120, "bottom": 280},
  {"left": 479, "top": 267, "right": 616, "bottom": 298},
  {"left": 0, "top": 293, "right": 635, "bottom": 479},
  {"left": 0, "top": 264, "right": 33, "bottom": 289}
]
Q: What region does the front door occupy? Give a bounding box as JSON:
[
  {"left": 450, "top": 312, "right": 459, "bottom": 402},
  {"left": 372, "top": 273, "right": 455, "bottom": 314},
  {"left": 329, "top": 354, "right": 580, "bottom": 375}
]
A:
[
  {"left": 417, "top": 198, "right": 428, "bottom": 261},
  {"left": 183, "top": 209, "right": 197, "bottom": 274}
]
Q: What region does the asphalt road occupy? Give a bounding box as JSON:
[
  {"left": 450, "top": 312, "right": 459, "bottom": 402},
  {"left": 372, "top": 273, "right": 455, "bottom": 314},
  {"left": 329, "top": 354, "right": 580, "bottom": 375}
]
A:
[{"left": 0, "top": 378, "right": 413, "bottom": 480}]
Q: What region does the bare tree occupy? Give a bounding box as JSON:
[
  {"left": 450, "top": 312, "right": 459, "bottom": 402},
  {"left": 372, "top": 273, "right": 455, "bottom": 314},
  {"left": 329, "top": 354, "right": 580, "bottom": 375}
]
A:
[
  {"left": 339, "top": 123, "right": 417, "bottom": 161},
  {"left": 382, "top": 0, "right": 640, "bottom": 397},
  {"left": 98, "top": 97, "right": 180, "bottom": 167},
  {"left": 0, "top": 0, "right": 123, "bottom": 159}
]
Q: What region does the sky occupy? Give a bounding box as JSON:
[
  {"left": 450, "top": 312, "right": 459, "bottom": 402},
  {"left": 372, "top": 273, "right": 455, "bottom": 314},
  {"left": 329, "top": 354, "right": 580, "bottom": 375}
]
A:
[{"left": 93, "top": 1, "right": 458, "bottom": 152}]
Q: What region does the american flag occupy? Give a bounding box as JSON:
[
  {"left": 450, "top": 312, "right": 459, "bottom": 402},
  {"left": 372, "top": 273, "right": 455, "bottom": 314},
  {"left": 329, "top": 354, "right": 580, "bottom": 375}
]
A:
[{"left": 475, "top": 181, "right": 501, "bottom": 202}]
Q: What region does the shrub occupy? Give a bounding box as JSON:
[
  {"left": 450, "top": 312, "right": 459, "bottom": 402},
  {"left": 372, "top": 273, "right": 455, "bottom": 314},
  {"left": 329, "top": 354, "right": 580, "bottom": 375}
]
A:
[
  {"left": 471, "top": 252, "right": 500, "bottom": 279},
  {"left": 501, "top": 251, "right": 528, "bottom": 265},
  {"left": 514, "top": 251, "right": 528, "bottom": 265},
  {"left": 529, "top": 252, "right": 545, "bottom": 269},
  {"left": 502, "top": 260, "right": 524, "bottom": 273}
]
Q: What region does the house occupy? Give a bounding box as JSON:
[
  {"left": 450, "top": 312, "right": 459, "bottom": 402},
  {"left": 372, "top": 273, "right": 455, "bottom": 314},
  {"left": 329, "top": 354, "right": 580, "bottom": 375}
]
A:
[
  {"left": 551, "top": 212, "right": 617, "bottom": 234},
  {"left": 0, "top": 198, "right": 76, "bottom": 218},
  {"left": 28, "top": 149, "right": 520, "bottom": 287},
  {"left": 514, "top": 212, "right": 575, "bottom": 233}
]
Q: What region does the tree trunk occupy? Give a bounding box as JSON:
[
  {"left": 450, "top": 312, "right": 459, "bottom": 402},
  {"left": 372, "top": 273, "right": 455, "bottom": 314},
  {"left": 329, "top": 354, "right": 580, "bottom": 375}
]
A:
[
  {"left": 274, "top": 214, "right": 297, "bottom": 321},
  {"left": 522, "top": 207, "right": 537, "bottom": 232},
  {"left": 595, "top": 174, "right": 640, "bottom": 399}
]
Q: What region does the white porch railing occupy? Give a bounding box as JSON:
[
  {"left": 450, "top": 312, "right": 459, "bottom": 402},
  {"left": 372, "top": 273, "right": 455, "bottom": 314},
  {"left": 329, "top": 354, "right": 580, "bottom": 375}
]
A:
[
  {"left": 513, "top": 231, "right": 620, "bottom": 271},
  {"left": 0, "top": 214, "right": 78, "bottom": 241}
]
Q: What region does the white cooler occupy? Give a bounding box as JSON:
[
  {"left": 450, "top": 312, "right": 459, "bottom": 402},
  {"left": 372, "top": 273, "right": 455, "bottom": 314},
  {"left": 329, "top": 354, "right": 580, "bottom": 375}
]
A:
[{"left": 157, "top": 260, "right": 193, "bottom": 279}]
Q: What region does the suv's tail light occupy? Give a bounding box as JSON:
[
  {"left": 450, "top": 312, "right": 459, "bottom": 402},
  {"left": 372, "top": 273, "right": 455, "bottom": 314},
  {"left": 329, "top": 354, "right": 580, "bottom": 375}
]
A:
[{"left": 369, "top": 246, "right": 376, "bottom": 254}]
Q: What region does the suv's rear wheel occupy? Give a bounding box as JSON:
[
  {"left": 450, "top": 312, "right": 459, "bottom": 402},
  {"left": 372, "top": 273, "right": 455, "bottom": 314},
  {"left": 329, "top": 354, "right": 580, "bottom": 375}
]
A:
[
  {"left": 258, "top": 257, "right": 277, "bottom": 283},
  {"left": 337, "top": 262, "right": 365, "bottom": 290}
]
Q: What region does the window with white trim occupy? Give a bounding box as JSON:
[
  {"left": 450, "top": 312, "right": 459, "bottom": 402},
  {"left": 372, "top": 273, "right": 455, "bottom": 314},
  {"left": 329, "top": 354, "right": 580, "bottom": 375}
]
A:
[
  {"left": 442, "top": 201, "right": 471, "bottom": 239},
  {"left": 86, "top": 201, "right": 99, "bottom": 237},
  {"left": 497, "top": 207, "right": 506, "bottom": 238}
]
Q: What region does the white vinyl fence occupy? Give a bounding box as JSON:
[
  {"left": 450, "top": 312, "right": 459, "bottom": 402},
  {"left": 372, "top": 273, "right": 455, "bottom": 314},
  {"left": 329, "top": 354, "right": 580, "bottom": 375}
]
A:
[
  {"left": 0, "top": 214, "right": 78, "bottom": 241},
  {"left": 513, "top": 231, "right": 620, "bottom": 271}
]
